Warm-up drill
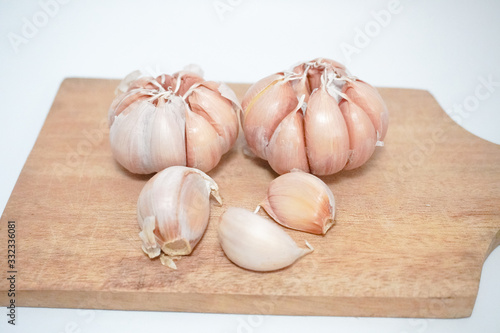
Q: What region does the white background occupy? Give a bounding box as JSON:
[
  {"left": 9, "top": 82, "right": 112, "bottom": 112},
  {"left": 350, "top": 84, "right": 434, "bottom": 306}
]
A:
[{"left": 1, "top": 0, "right": 499, "bottom": 332}]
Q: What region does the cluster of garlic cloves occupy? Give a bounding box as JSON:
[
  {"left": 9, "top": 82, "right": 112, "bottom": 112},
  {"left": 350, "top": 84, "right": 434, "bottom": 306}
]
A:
[
  {"left": 137, "top": 166, "right": 221, "bottom": 269},
  {"left": 108, "top": 66, "right": 240, "bottom": 174},
  {"left": 241, "top": 58, "right": 389, "bottom": 176}
]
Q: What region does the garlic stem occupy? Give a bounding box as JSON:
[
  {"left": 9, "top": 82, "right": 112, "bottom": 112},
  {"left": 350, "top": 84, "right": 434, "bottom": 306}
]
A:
[{"left": 147, "top": 78, "right": 166, "bottom": 92}]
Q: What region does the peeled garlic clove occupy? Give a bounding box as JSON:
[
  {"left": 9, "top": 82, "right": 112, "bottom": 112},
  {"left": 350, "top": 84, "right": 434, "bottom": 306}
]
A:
[
  {"left": 266, "top": 96, "right": 310, "bottom": 174},
  {"left": 185, "top": 106, "right": 223, "bottom": 172},
  {"left": 218, "top": 207, "right": 313, "bottom": 272},
  {"left": 343, "top": 79, "right": 389, "bottom": 141},
  {"left": 109, "top": 97, "right": 187, "bottom": 174},
  {"left": 138, "top": 166, "right": 221, "bottom": 268},
  {"left": 339, "top": 99, "right": 377, "bottom": 170},
  {"left": 305, "top": 87, "right": 350, "bottom": 175},
  {"left": 259, "top": 170, "right": 335, "bottom": 235},
  {"left": 185, "top": 81, "right": 239, "bottom": 154},
  {"left": 242, "top": 75, "right": 298, "bottom": 159}
]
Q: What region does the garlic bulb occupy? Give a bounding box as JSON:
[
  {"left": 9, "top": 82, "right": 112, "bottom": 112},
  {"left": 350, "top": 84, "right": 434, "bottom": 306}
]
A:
[
  {"left": 258, "top": 170, "right": 335, "bottom": 235},
  {"left": 108, "top": 67, "right": 241, "bottom": 174},
  {"left": 137, "top": 166, "right": 221, "bottom": 269},
  {"left": 218, "top": 207, "right": 313, "bottom": 272},
  {"left": 241, "top": 58, "right": 389, "bottom": 176}
]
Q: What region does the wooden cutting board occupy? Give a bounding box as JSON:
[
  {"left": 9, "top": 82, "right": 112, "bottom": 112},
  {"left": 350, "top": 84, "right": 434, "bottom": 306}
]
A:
[{"left": 1, "top": 78, "right": 499, "bottom": 318}]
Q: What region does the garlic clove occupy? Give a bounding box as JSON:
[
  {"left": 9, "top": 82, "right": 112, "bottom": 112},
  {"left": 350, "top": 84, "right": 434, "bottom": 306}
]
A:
[
  {"left": 290, "top": 63, "right": 311, "bottom": 102},
  {"left": 109, "top": 97, "right": 187, "bottom": 174},
  {"left": 343, "top": 79, "right": 389, "bottom": 141},
  {"left": 218, "top": 207, "right": 313, "bottom": 272},
  {"left": 172, "top": 71, "right": 204, "bottom": 96},
  {"left": 259, "top": 170, "right": 335, "bottom": 235},
  {"left": 304, "top": 87, "right": 350, "bottom": 175},
  {"left": 241, "top": 73, "right": 283, "bottom": 111},
  {"left": 115, "top": 70, "right": 142, "bottom": 95},
  {"left": 306, "top": 66, "right": 324, "bottom": 92},
  {"left": 109, "top": 75, "right": 161, "bottom": 125},
  {"left": 242, "top": 75, "right": 298, "bottom": 159},
  {"left": 155, "top": 74, "right": 175, "bottom": 91},
  {"left": 315, "top": 57, "right": 349, "bottom": 78},
  {"left": 185, "top": 82, "right": 239, "bottom": 154},
  {"left": 339, "top": 99, "right": 377, "bottom": 170},
  {"left": 109, "top": 90, "right": 150, "bottom": 125},
  {"left": 185, "top": 105, "right": 223, "bottom": 173},
  {"left": 149, "top": 97, "right": 188, "bottom": 171},
  {"left": 137, "top": 166, "right": 221, "bottom": 268},
  {"left": 266, "top": 96, "right": 310, "bottom": 174},
  {"left": 315, "top": 57, "right": 346, "bottom": 70}
]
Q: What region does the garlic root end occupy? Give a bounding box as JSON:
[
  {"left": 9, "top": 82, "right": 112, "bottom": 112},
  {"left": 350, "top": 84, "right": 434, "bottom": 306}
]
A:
[
  {"left": 139, "top": 216, "right": 161, "bottom": 258},
  {"left": 304, "top": 240, "right": 314, "bottom": 253},
  {"left": 160, "top": 254, "right": 178, "bottom": 269}
]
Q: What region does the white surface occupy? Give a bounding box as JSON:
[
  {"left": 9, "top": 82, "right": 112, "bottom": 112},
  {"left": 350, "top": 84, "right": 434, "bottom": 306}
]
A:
[{"left": 1, "top": 0, "right": 499, "bottom": 331}]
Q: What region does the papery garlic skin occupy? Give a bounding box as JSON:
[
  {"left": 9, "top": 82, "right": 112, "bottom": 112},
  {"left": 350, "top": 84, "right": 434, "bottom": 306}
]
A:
[
  {"left": 218, "top": 207, "right": 313, "bottom": 272},
  {"left": 137, "top": 166, "right": 221, "bottom": 269},
  {"left": 108, "top": 67, "right": 241, "bottom": 174},
  {"left": 259, "top": 170, "right": 335, "bottom": 235},
  {"left": 241, "top": 58, "right": 388, "bottom": 176}
]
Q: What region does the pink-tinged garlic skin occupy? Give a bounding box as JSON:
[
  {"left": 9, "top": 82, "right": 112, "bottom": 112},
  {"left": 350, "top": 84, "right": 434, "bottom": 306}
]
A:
[
  {"left": 108, "top": 69, "right": 241, "bottom": 174},
  {"left": 185, "top": 81, "right": 239, "bottom": 154},
  {"left": 266, "top": 99, "right": 310, "bottom": 174},
  {"left": 137, "top": 166, "right": 222, "bottom": 269},
  {"left": 259, "top": 170, "right": 335, "bottom": 235},
  {"left": 342, "top": 79, "right": 389, "bottom": 141},
  {"left": 305, "top": 87, "right": 350, "bottom": 176},
  {"left": 241, "top": 76, "right": 298, "bottom": 159},
  {"left": 339, "top": 99, "right": 377, "bottom": 170},
  {"left": 241, "top": 58, "right": 388, "bottom": 176}
]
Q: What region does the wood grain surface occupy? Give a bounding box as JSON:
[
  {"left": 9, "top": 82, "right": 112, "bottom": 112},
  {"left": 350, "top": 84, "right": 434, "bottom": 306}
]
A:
[{"left": 0, "top": 78, "right": 499, "bottom": 318}]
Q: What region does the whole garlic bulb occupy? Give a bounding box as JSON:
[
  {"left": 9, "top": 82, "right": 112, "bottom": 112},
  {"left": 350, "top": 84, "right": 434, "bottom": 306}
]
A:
[
  {"left": 218, "top": 207, "right": 313, "bottom": 272},
  {"left": 137, "top": 166, "right": 221, "bottom": 269},
  {"left": 108, "top": 67, "right": 241, "bottom": 174},
  {"left": 241, "top": 58, "right": 389, "bottom": 176}
]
